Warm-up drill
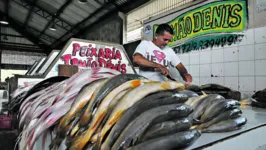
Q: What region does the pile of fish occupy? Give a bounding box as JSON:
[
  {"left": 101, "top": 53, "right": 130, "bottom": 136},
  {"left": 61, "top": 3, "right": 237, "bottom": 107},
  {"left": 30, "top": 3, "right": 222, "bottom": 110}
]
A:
[
  {"left": 251, "top": 88, "right": 266, "bottom": 108},
  {"left": 11, "top": 67, "right": 247, "bottom": 150},
  {"left": 185, "top": 92, "right": 247, "bottom": 133}
]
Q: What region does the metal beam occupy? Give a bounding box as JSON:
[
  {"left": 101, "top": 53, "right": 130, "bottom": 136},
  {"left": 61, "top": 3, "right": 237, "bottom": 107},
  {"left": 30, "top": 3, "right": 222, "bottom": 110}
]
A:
[
  {"left": 24, "top": 0, "right": 38, "bottom": 27},
  {"left": 39, "top": 0, "right": 73, "bottom": 38},
  {"left": 1, "top": 45, "right": 44, "bottom": 53},
  {"left": 51, "top": 0, "right": 117, "bottom": 49},
  {"left": 12, "top": 0, "right": 74, "bottom": 31},
  {"left": 0, "top": 11, "right": 51, "bottom": 54},
  {"left": 1, "top": 63, "right": 32, "bottom": 70},
  {"left": 1, "top": 33, "right": 25, "bottom": 38},
  {"left": 1, "top": 41, "right": 38, "bottom": 47}
]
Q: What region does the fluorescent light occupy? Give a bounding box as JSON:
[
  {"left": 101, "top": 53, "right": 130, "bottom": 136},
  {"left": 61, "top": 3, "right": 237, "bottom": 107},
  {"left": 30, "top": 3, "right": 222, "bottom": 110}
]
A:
[
  {"left": 78, "top": 0, "right": 87, "bottom": 4},
  {"left": 49, "top": 23, "right": 56, "bottom": 31}
]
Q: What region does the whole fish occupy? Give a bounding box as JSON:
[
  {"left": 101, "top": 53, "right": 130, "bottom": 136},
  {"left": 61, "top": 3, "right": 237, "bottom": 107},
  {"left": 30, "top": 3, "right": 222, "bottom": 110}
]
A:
[
  {"left": 111, "top": 104, "right": 193, "bottom": 150},
  {"left": 68, "top": 81, "right": 185, "bottom": 150},
  {"left": 201, "top": 99, "right": 240, "bottom": 122},
  {"left": 101, "top": 91, "right": 188, "bottom": 150},
  {"left": 69, "top": 79, "right": 150, "bottom": 147},
  {"left": 125, "top": 130, "right": 201, "bottom": 150},
  {"left": 197, "top": 108, "right": 242, "bottom": 129},
  {"left": 140, "top": 117, "right": 192, "bottom": 142},
  {"left": 191, "top": 94, "right": 224, "bottom": 120},
  {"left": 77, "top": 74, "right": 146, "bottom": 127},
  {"left": 201, "top": 116, "right": 247, "bottom": 133}
]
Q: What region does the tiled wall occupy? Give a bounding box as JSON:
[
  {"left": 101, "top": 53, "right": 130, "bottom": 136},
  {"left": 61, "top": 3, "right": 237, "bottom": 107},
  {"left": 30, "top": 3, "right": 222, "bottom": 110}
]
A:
[{"left": 173, "top": 25, "right": 266, "bottom": 98}]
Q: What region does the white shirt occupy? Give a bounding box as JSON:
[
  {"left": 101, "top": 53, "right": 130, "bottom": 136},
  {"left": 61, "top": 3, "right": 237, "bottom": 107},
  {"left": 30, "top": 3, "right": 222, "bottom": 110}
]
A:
[{"left": 133, "top": 40, "right": 181, "bottom": 81}]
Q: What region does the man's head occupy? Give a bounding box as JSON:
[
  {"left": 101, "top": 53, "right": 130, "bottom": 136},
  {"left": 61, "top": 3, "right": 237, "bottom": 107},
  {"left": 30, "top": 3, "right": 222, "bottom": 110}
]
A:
[{"left": 153, "top": 23, "right": 173, "bottom": 48}]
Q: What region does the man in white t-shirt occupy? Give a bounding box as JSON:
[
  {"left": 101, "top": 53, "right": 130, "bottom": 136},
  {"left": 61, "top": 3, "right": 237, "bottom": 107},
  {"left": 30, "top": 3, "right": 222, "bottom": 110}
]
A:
[{"left": 133, "top": 23, "right": 192, "bottom": 83}]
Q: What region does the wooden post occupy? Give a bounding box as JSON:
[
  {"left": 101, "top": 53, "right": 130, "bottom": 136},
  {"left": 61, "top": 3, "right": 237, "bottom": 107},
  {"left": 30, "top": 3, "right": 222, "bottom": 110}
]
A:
[{"left": 58, "top": 65, "right": 78, "bottom": 77}]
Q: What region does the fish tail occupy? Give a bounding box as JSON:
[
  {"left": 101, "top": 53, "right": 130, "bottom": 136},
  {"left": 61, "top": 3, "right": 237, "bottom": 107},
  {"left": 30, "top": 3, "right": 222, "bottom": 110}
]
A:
[
  {"left": 68, "top": 136, "right": 86, "bottom": 150},
  {"left": 202, "top": 91, "right": 207, "bottom": 96},
  {"left": 70, "top": 124, "right": 80, "bottom": 137}
]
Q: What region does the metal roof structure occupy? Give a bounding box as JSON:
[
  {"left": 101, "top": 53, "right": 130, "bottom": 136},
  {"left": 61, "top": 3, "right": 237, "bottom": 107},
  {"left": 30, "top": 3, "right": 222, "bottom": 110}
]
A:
[{"left": 0, "top": 0, "right": 150, "bottom": 54}]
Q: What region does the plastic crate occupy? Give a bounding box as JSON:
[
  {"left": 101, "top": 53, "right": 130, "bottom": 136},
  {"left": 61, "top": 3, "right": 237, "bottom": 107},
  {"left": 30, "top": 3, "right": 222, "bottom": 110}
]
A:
[{"left": 0, "top": 114, "right": 12, "bottom": 129}]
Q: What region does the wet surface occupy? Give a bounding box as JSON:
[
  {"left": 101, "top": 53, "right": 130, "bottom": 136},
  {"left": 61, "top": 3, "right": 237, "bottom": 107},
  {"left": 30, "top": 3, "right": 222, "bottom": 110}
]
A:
[{"left": 185, "top": 106, "right": 266, "bottom": 150}]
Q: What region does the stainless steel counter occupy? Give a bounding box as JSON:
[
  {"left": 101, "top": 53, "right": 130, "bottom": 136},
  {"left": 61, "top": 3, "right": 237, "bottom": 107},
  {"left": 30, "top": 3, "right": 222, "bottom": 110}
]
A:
[{"left": 185, "top": 106, "right": 266, "bottom": 150}]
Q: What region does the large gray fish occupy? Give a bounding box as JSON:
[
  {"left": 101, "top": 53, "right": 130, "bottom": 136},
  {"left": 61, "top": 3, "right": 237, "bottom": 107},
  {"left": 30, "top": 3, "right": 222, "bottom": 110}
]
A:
[
  {"left": 101, "top": 91, "right": 189, "bottom": 150},
  {"left": 201, "top": 116, "right": 247, "bottom": 133},
  {"left": 201, "top": 99, "right": 240, "bottom": 122},
  {"left": 111, "top": 104, "right": 193, "bottom": 150},
  {"left": 126, "top": 130, "right": 201, "bottom": 150},
  {"left": 197, "top": 108, "right": 242, "bottom": 129},
  {"left": 140, "top": 117, "right": 192, "bottom": 142},
  {"left": 191, "top": 94, "right": 224, "bottom": 120}
]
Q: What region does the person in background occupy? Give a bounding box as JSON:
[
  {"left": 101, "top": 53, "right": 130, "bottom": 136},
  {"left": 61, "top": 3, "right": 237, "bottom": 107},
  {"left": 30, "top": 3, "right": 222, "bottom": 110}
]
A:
[{"left": 133, "top": 23, "right": 192, "bottom": 83}]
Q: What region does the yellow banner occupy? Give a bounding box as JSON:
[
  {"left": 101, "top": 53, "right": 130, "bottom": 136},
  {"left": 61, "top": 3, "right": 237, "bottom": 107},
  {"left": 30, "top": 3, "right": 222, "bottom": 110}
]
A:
[{"left": 154, "top": 1, "right": 247, "bottom": 46}]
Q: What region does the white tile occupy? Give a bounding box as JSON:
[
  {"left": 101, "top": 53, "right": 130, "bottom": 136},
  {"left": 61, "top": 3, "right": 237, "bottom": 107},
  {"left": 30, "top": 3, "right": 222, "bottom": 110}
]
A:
[
  {"left": 224, "top": 47, "right": 238, "bottom": 62},
  {"left": 211, "top": 45, "right": 223, "bottom": 50},
  {"left": 211, "top": 77, "right": 224, "bottom": 85},
  {"left": 255, "top": 26, "right": 266, "bottom": 44},
  {"left": 255, "top": 43, "right": 266, "bottom": 59},
  {"left": 255, "top": 60, "right": 266, "bottom": 75},
  {"left": 200, "top": 77, "right": 212, "bottom": 85},
  {"left": 224, "top": 77, "right": 239, "bottom": 91},
  {"left": 200, "top": 47, "right": 211, "bottom": 52},
  {"left": 189, "top": 65, "right": 200, "bottom": 77},
  {"left": 178, "top": 53, "right": 190, "bottom": 65},
  {"left": 239, "top": 61, "right": 255, "bottom": 76},
  {"left": 211, "top": 63, "right": 224, "bottom": 77},
  {"left": 192, "top": 77, "right": 200, "bottom": 85},
  {"left": 200, "top": 50, "right": 211, "bottom": 64},
  {"left": 241, "top": 92, "right": 255, "bottom": 99},
  {"left": 211, "top": 49, "right": 224, "bottom": 63},
  {"left": 239, "top": 45, "right": 255, "bottom": 61},
  {"left": 189, "top": 52, "right": 199, "bottom": 65},
  {"left": 256, "top": 76, "right": 266, "bottom": 91},
  {"left": 239, "top": 77, "right": 255, "bottom": 92},
  {"left": 200, "top": 64, "right": 211, "bottom": 77},
  {"left": 238, "top": 29, "right": 255, "bottom": 46},
  {"left": 254, "top": 11, "right": 266, "bottom": 30},
  {"left": 224, "top": 62, "right": 238, "bottom": 76}
]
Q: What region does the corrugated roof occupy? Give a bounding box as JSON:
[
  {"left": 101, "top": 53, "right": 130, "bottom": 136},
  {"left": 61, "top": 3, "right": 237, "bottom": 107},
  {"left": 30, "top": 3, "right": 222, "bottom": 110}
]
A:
[{"left": 0, "top": 0, "right": 151, "bottom": 53}]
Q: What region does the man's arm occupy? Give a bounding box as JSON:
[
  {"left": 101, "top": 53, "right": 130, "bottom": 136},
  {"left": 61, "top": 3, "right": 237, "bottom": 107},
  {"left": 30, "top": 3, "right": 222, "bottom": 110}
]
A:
[
  {"left": 176, "top": 63, "right": 192, "bottom": 82},
  {"left": 133, "top": 53, "right": 170, "bottom": 76}
]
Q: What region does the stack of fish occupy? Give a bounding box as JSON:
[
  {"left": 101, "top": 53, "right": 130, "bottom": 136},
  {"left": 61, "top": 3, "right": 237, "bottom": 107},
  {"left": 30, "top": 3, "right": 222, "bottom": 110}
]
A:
[
  {"left": 13, "top": 67, "right": 204, "bottom": 150},
  {"left": 185, "top": 93, "right": 247, "bottom": 133},
  {"left": 12, "top": 67, "right": 248, "bottom": 150},
  {"left": 251, "top": 89, "right": 266, "bottom": 108}
]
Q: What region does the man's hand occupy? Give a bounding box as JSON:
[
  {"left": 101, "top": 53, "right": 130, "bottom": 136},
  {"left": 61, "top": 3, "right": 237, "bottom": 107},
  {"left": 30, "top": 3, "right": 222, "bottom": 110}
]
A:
[
  {"left": 176, "top": 63, "right": 193, "bottom": 83},
  {"left": 155, "top": 64, "right": 170, "bottom": 76},
  {"left": 184, "top": 73, "right": 192, "bottom": 83}
]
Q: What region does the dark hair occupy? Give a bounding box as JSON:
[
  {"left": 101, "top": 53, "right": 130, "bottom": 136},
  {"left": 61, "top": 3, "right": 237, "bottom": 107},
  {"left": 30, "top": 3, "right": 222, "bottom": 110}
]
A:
[{"left": 155, "top": 23, "right": 174, "bottom": 35}]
